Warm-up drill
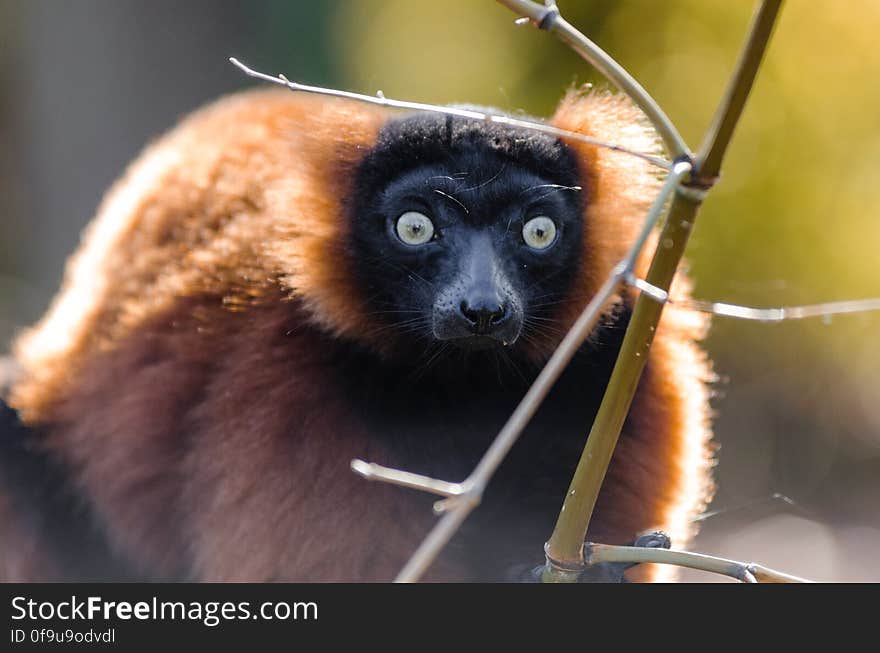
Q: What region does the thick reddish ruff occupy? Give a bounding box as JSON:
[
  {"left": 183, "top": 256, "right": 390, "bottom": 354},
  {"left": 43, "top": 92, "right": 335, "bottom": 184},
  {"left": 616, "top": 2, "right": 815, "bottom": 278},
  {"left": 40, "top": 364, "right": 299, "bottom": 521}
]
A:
[{"left": 2, "top": 89, "right": 714, "bottom": 581}]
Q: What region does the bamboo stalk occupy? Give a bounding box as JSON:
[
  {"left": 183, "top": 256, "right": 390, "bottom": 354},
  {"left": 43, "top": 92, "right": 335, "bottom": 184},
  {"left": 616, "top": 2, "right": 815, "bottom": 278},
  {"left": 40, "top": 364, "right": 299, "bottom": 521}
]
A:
[
  {"left": 542, "top": 0, "right": 784, "bottom": 580},
  {"left": 544, "top": 185, "right": 703, "bottom": 576}
]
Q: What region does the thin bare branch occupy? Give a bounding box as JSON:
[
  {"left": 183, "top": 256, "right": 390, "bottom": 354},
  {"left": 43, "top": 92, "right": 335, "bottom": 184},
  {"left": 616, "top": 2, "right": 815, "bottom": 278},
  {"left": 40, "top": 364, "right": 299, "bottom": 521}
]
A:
[
  {"left": 748, "top": 563, "right": 813, "bottom": 583},
  {"left": 496, "top": 0, "right": 690, "bottom": 158},
  {"left": 672, "top": 294, "right": 880, "bottom": 322},
  {"left": 351, "top": 460, "right": 465, "bottom": 498},
  {"left": 680, "top": 297, "right": 880, "bottom": 322},
  {"left": 625, "top": 272, "right": 880, "bottom": 322},
  {"left": 394, "top": 492, "right": 482, "bottom": 582},
  {"left": 228, "top": 58, "right": 670, "bottom": 170},
  {"left": 585, "top": 543, "right": 812, "bottom": 583}
]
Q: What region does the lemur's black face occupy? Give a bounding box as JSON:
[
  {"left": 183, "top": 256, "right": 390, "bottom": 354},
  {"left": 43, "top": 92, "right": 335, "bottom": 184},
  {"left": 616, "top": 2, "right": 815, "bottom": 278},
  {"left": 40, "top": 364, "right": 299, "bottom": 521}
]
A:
[{"left": 351, "top": 113, "right": 585, "bottom": 353}]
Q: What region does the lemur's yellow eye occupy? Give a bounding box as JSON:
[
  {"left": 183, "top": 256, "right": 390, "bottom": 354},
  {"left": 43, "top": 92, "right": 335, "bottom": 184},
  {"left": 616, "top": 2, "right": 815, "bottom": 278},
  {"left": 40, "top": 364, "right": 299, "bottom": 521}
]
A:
[
  {"left": 522, "top": 216, "right": 557, "bottom": 250},
  {"left": 395, "top": 211, "right": 435, "bottom": 246}
]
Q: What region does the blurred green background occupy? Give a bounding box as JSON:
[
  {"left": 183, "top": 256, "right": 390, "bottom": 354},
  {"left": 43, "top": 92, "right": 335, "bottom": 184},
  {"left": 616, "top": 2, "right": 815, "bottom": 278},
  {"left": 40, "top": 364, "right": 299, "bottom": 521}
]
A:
[{"left": 0, "top": 0, "right": 878, "bottom": 581}]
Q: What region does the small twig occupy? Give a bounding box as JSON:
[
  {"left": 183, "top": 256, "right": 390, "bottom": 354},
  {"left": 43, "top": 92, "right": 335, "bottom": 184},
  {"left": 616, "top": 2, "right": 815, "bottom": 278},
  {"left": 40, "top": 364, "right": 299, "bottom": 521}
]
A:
[
  {"left": 687, "top": 298, "right": 880, "bottom": 322},
  {"left": 682, "top": 297, "right": 880, "bottom": 322},
  {"left": 228, "top": 58, "right": 670, "bottom": 170},
  {"left": 585, "top": 543, "right": 812, "bottom": 583},
  {"left": 351, "top": 460, "right": 465, "bottom": 498},
  {"left": 748, "top": 563, "right": 813, "bottom": 583},
  {"left": 496, "top": 0, "right": 690, "bottom": 158},
  {"left": 628, "top": 280, "right": 880, "bottom": 322},
  {"left": 692, "top": 492, "right": 796, "bottom": 523}
]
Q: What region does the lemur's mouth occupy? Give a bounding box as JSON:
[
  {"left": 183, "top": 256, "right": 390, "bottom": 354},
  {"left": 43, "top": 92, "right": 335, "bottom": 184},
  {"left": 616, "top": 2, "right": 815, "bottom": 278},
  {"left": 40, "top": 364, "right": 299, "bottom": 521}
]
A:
[
  {"left": 447, "top": 334, "right": 515, "bottom": 350},
  {"left": 432, "top": 300, "right": 523, "bottom": 349}
]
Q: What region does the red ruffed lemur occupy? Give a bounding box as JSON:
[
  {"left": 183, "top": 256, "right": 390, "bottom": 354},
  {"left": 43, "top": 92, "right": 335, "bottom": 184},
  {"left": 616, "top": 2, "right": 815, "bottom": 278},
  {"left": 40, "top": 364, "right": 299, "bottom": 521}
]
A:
[{"left": 0, "top": 85, "right": 714, "bottom": 582}]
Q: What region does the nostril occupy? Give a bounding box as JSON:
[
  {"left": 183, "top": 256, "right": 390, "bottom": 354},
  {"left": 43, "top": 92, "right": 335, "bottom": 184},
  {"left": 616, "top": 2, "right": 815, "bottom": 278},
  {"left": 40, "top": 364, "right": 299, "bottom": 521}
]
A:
[
  {"left": 460, "top": 300, "right": 476, "bottom": 323},
  {"left": 459, "top": 300, "right": 507, "bottom": 334}
]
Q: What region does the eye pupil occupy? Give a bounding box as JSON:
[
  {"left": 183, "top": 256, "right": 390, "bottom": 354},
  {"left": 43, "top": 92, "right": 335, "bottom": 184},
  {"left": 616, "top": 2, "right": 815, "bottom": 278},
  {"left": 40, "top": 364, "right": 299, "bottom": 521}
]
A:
[
  {"left": 522, "top": 216, "right": 557, "bottom": 250},
  {"left": 395, "top": 211, "right": 435, "bottom": 246}
]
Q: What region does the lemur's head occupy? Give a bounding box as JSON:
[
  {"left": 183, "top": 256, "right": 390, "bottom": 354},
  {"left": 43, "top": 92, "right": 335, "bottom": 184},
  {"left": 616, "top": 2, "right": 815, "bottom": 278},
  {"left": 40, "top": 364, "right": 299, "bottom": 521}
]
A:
[{"left": 350, "top": 112, "right": 585, "bottom": 352}]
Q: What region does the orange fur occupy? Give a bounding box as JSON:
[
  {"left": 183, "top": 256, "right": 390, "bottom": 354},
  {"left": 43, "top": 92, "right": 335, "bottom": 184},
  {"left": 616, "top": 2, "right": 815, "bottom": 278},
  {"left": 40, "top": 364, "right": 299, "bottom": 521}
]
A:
[
  {"left": 11, "top": 89, "right": 391, "bottom": 421},
  {"left": 551, "top": 89, "right": 663, "bottom": 318}
]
